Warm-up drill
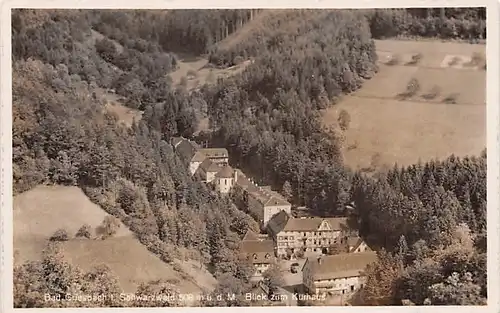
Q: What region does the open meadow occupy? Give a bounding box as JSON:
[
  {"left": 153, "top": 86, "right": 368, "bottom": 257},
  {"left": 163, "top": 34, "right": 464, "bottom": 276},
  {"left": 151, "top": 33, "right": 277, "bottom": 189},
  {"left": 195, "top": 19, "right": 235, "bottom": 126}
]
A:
[
  {"left": 13, "top": 185, "right": 216, "bottom": 298},
  {"left": 322, "top": 39, "right": 486, "bottom": 170}
]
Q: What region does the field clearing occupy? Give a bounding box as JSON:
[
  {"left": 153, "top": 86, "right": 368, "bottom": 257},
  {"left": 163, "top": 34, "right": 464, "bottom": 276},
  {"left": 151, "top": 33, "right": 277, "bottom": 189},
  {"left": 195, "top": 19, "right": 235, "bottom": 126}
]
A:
[
  {"left": 13, "top": 186, "right": 131, "bottom": 244},
  {"left": 93, "top": 88, "right": 143, "bottom": 127},
  {"left": 13, "top": 185, "right": 214, "bottom": 297},
  {"left": 104, "top": 101, "right": 143, "bottom": 127},
  {"left": 62, "top": 237, "right": 202, "bottom": 295},
  {"left": 375, "top": 39, "right": 485, "bottom": 68},
  {"left": 169, "top": 56, "right": 252, "bottom": 91},
  {"left": 323, "top": 97, "right": 485, "bottom": 170},
  {"left": 321, "top": 39, "right": 486, "bottom": 170},
  {"left": 356, "top": 65, "right": 485, "bottom": 105}
]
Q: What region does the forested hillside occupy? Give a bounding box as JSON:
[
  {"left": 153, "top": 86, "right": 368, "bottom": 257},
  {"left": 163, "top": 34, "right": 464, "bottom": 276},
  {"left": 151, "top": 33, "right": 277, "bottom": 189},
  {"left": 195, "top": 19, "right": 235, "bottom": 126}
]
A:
[{"left": 12, "top": 8, "right": 487, "bottom": 307}]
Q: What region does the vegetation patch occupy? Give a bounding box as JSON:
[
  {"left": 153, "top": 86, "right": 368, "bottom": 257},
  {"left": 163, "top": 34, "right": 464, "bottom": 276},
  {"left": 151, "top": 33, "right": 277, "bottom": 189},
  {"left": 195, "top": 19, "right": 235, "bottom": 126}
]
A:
[
  {"left": 397, "top": 77, "right": 421, "bottom": 100},
  {"left": 405, "top": 53, "right": 423, "bottom": 66},
  {"left": 386, "top": 54, "right": 401, "bottom": 66},
  {"left": 421, "top": 85, "right": 442, "bottom": 100},
  {"left": 443, "top": 93, "right": 460, "bottom": 104}
]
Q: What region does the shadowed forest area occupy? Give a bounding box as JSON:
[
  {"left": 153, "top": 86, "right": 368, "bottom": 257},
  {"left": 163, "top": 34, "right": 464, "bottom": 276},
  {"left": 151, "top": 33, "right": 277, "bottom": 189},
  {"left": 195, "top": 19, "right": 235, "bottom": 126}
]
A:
[{"left": 12, "top": 8, "right": 486, "bottom": 307}]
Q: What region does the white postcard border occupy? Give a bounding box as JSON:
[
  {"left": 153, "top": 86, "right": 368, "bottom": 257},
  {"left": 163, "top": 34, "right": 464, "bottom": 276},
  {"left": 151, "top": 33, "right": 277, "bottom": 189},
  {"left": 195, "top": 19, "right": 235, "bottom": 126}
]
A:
[{"left": 1, "top": 1, "right": 498, "bottom": 312}]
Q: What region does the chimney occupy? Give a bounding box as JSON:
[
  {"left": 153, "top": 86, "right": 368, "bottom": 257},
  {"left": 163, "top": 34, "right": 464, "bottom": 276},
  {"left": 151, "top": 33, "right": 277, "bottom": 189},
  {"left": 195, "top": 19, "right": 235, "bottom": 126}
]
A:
[
  {"left": 234, "top": 170, "right": 238, "bottom": 181},
  {"left": 317, "top": 257, "right": 322, "bottom": 265}
]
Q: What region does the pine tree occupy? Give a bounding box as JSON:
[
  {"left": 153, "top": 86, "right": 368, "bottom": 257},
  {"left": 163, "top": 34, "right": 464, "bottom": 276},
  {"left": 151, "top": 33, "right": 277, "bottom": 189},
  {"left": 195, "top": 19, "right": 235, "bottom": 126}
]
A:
[{"left": 281, "top": 180, "right": 293, "bottom": 202}]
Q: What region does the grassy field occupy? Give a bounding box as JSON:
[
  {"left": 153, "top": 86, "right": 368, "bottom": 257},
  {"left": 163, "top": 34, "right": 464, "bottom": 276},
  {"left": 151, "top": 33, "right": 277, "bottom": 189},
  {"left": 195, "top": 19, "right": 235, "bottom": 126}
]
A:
[
  {"left": 104, "top": 99, "right": 143, "bottom": 128},
  {"left": 322, "top": 39, "right": 486, "bottom": 170},
  {"left": 375, "top": 39, "right": 486, "bottom": 69},
  {"left": 13, "top": 185, "right": 216, "bottom": 297},
  {"left": 168, "top": 54, "right": 252, "bottom": 91},
  {"left": 356, "top": 65, "right": 485, "bottom": 105}
]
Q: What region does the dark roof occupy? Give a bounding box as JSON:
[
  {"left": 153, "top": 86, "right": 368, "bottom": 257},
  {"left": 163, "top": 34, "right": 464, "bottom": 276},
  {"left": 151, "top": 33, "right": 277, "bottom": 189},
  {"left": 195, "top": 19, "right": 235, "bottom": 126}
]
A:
[
  {"left": 347, "top": 236, "right": 367, "bottom": 252},
  {"left": 247, "top": 187, "right": 291, "bottom": 207},
  {"left": 199, "top": 148, "right": 229, "bottom": 158},
  {"left": 241, "top": 240, "right": 276, "bottom": 264},
  {"left": 267, "top": 210, "right": 291, "bottom": 236},
  {"left": 215, "top": 165, "right": 235, "bottom": 178},
  {"left": 267, "top": 212, "right": 349, "bottom": 234},
  {"left": 175, "top": 139, "right": 198, "bottom": 163},
  {"left": 283, "top": 217, "right": 348, "bottom": 232},
  {"left": 242, "top": 230, "right": 260, "bottom": 241},
  {"left": 306, "top": 252, "right": 377, "bottom": 280},
  {"left": 198, "top": 158, "right": 221, "bottom": 173},
  {"left": 191, "top": 150, "right": 208, "bottom": 162},
  {"left": 234, "top": 170, "right": 260, "bottom": 193}
]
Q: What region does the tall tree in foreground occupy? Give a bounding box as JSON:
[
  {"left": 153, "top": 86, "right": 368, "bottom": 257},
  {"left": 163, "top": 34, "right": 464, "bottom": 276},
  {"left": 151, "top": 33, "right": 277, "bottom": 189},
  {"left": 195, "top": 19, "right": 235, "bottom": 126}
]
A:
[{"left": 361, "top": 249, "right": 403, "bottom": 305}]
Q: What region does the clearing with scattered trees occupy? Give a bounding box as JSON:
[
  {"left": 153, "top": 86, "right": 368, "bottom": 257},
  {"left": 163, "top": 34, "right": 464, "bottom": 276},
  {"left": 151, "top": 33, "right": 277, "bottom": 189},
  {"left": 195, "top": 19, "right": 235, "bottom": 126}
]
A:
[
  {"left": 322, "top": 39, "right": 485, "bottom": 170},
  {"left": 13, "top": 185, "right": 215, "bottom": 297}
]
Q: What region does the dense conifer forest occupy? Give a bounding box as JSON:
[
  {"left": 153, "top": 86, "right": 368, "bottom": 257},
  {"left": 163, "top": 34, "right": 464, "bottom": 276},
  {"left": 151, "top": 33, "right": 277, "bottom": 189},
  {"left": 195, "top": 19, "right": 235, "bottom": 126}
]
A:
[{"left": 12, "top": 8, "right": 487, "bottom": 307}]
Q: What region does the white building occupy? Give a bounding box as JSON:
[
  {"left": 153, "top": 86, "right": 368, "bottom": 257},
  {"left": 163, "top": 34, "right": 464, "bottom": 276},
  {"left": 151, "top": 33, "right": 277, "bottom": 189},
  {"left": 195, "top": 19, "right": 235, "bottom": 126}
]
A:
[
  {"left": 214, "top": 165, "right": 237, "bottom": 194},
  {"left": 302, "top": 251, "right": 377, "bottom": 296},
  {"left": 267, "top": 211, "right": 351, "bottom": 258}
]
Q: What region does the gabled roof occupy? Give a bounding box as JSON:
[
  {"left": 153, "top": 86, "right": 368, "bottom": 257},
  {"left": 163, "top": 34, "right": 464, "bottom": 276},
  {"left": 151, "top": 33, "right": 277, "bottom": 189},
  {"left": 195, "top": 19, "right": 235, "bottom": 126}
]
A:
[
  {"left": 347, "top": 236, "right": 370, "bottom": 252},
  {"left": 306, "top": 251, "right": 377, "bottom": 281},
  {"left": 215, "top": 165, "right": 234, "bottom": 178},
  {"left": 241, "top": 240, "right": 276, "bottom": 264},
  {"left": 247, "top": 187, "right": 291, "bottom": 208},
  {"left": 242, "top": 230, "right": 260, "bottom": 241},
  {"left": 284, "top": 217, "right": 348, "bottom": 232},
  {"left": 198, "top": 158, "right": 221, "bottom": 173},
  {"left": 191, "top": 150, "right": 208, "bottom": 162},
  {"left": 268, "top": 213, "right": 349, "bottom": 234},
  {"left": 175, "top": 139, "right": 198, "bottom": 163},
  {"left": 198, "top": 148, "right": 229, "bottom": 158},
  {"left": 267, "top": 210, "right": 292, "bottom": 236},
  {"left": 234, "top": 170, "right": 260, "bottom": 193}
]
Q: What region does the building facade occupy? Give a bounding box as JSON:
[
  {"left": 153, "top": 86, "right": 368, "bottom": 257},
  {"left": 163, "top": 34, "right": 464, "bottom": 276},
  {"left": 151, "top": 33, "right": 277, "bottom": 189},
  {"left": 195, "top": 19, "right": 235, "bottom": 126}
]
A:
[
  {"left": 214, "top": 165, "right": 237, "bottom": 194},
  {"left": 195, "top": 158, "right": 221, "bottom": 183},
  {"left": 241, "top": 231, "right": 277, "bottom": 281},
  {"left": 247, "top": 190, "right": 292, "bottom": 228},
  {"left": 232, "top": 170, "right": 292, "bottom": 228},
  {"left": 198, "top": 148, "right": 229, "bottom": 166},
  {"left": 267, "top": 211, "right": 350, "bottom": 258},
  {"left": 302, "top": 252, "right": 377, "bottom": 296}
]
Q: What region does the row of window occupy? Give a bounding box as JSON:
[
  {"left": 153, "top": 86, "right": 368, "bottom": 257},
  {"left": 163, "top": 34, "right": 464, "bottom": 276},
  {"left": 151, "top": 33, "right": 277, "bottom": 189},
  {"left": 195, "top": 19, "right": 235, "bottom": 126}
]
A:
[
  {"left": 278, "top": 231, "right": 338, "bottom": 240},
  {"left": 277, "top": 240, "right": 335, "bottom": 247},
  {"left": 252, "top": 253, "right": 271, "bottom": 259}
]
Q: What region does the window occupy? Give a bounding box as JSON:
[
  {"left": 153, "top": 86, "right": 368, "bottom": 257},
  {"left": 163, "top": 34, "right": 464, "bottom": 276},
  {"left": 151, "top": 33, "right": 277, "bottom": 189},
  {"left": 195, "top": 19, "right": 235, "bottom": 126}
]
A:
[
  {"left": 290, "top": 236, "right": 294, "bottom": 240},
  {"left": 253, "top": 254, "right": 257, "bottom": 260},
  {"left": 225, "top": 179, "right": 227, "bottom": 186},
  {"left": 303, "top": 232, "right": 306, "bottom": 236}
]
